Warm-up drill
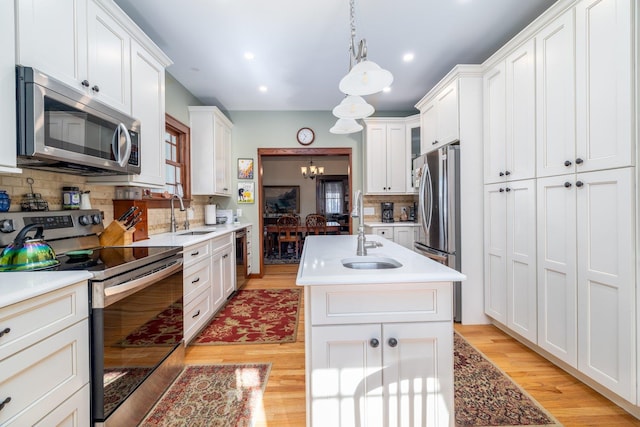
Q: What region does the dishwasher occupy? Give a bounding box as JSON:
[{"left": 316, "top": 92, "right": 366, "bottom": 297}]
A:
[{"left": 235, "top": 229, "right": 248, "bottom": 290}]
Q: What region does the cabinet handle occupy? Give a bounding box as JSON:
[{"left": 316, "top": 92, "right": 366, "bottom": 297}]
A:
[
  {"left": 388, "top": 337, "right": 398, "bottom": 347},
  {"left": 192, "top": 310, "right": 200, "bottom": 318},
  {"left": 499, "top": 188, "right": 504, "bottom": 193},
  {"left": 369, "top": 338, "right": 380, "bottom": 348},
  {"left": 432, "top": 140, "right": 438, "bottom": 145},
  {"left": 0, "top": 397, "right": 11, "bottom": 412},
  {"left": 564, "top": 182, "right": 572, "bottom": 188},
  {"left": 576, "top": 158, "right": 584, "bottom": 164},
  {"left": 0, "top": 327, "right": 9, "bottom": 338},
  {"left": 564, "top": 160, "right": 572, "bottom": 166},
  {"left": 223, "top": 254, "right": 229, "bottom": 259},
  {"left": 91, "top": 85, "right": 100, "bottom": 93},
  {"left": 191, "top": 251, "right": 200, "bottom": 256},
  {"left": 499, "top": 171, "right": 504, "bottom": 177},
  {"left": 576, "top": 181, "right": 584, "bottom": 187},
  {"left": 191, "top": 277, "right": 200, "bottom": 284},
  {"left": 505, "top": 188, "right": 511, "bottom": 192},
  {"left": 81, "top": 80, "right": 90, "bottom": 87}
]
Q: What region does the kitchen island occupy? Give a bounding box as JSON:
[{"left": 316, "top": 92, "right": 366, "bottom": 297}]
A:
[{"left": 297, "top": 234, "right": 465, "bottom": 427}]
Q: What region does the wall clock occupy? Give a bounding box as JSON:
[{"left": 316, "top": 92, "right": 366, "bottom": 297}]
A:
[{"left": 297, "top": 127, "right": 315, "bottom": 145}]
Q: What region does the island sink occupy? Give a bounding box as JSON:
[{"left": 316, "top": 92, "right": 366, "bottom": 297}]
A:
[
  {"left": 177, "top": 230, "right": 215, "bottom": 236},
  {"left": 341, "top": 256, "right": 401, "bottom": 269}
]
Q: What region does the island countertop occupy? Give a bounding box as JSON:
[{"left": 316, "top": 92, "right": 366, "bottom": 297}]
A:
[{"left": 296, "top": 234, "right": 466, "bottom": 286}]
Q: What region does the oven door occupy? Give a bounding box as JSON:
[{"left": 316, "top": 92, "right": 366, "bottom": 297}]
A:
[{"left": 90, "top": 254, "right": 183, "bottom": 424}]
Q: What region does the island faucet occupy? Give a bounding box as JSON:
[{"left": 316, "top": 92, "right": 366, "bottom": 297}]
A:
[
  {"left": 170, "top": 193, "right": 186, "bottom": 232},
  {"left": 351, "top": 190, "right": 382, "bottom": 256}
]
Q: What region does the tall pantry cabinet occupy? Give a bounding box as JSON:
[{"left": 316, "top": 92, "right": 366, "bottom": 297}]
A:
[{"left": 483, "top": 0, "right": 637, "bottom": 404}]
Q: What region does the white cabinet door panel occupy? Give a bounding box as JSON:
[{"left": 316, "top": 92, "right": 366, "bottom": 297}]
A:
[
  {"left": 576, "top": 167, "right": 635, "bottom": 401},
  {"left": 436, "top": 81, "right": 459, "bottom": 146},
  {"left": 484, "top": 184, "right": 507, "bottom": 323},
  {"left": 536, "top": 175, "right": 577, "bottom": 366},
  {"left": 483, "top": 63, "right": 506, "bottom": 183}
]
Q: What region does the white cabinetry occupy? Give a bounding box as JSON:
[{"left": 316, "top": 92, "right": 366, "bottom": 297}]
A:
[
  {"left": 0, "top": 282, "right": 90, "bottom": 426},
  {"left": 417, "top": 80, "right": 459, "bottom": 152},
  {"left": 306, "top": 283, "right": 453, "bottom": 426},
  {"left": 537, "top": 168, "right": 635, "bottom": 401},
  {"left": 183, "top": 240, "right": 213, "bottom": 344},
  {"left": 483, "top": 39, "right": 536, "bottom": 183},
  {"left": 484, "top": 179, "right": 536, "bottom": 342},
  {"left": 364, "top": 224, "right": 420, "bottom": 251},
  {"left": 245, "top": 225, "right": 253, "bottom": 276},
  {"left": 189, "top": 106, "right": 234, "bottom": 196},
  {"left": 0, "top": 0, "right": 20, "bottom": 173},
  {"left": 363, "top": 119, "right": 406, "bottom": 194},
  {"left": 211, "top": 234, "right": 235, "bottom": 305},
  {"left": 537, "top": 0, "right": 633, "bottom": 178}
]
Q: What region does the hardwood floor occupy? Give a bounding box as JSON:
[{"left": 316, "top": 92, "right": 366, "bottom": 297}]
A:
[{"left": 184, "top": 265, "right": 640, "bottom": 426}]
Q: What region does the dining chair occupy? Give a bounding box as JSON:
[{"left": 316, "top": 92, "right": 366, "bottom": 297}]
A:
[
  {"left": 305, "top": 214, "right": 327, "bottom": 237},
  {"left": 276, "top": 214, "right": 301, "bottom": 258}
]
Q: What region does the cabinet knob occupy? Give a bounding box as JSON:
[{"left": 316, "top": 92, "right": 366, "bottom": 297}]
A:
[
  {"left": 369, "top": 338, "right": 380, "bottom": 348},
  {"left": 505, "top": 170, "right": 511, "bottom": 176},
  {"left": 388, "top": 337, "right": 398, "bottom": 347},
  {"left": 576, "top": 181, "right": 584, "bottom": 187},
  {"left": 575, "top": 158, "right": 584, "bottom": 164},
  {"left": 0, "top": 327, "right": 10, "bottom": 338},
  {"left": 499, "top": 188, "right": 504, "bottom": 193},
  {"left": 81, "top": 80, "right": 90, "bottom": 87},
  {"left": 432, "top": 140, "right": 438, "bottom": 145},
  {"left": 505, "top": 188, "right": 511, "bottom": 192},
  {"left": 564, "top": 182, "right": 572, "bottom": 188},
  {"left": 564, "top": 160, "right": 572, "bottom": 166},
  {"left": 0, "top": 397, "right": 11, "bottom": 412},
  {"left": 499, "top": 171, "right": 504, "bottom": 177},
  {"left": 91, "top": 85, "right": 100, "bottom": 93}
]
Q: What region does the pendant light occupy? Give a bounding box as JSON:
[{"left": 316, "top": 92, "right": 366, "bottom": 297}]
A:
[
  {"left": 330, "top": 118, "right": 364, "bottom": 134},
  {"left": 332, "top": 95, "right": 374, "bottom": 119}
]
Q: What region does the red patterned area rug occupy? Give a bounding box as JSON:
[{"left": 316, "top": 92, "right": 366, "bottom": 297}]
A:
[
  {"left": 193, "top": 288, "right": 301, "bottom": 345},
  {"left": 115, "top": 300, "right": 183, "bottom": 347},
  {"left": 454, "top": 332, "right": 562, "bottom": 426},
  {"left": 140, "top": 364, "right": 270, "bottom": 427}
]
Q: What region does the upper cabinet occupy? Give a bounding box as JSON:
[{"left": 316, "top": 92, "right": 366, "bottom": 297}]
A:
[
  {"left": 406, "top": 114, "right": 421, "bottom": 193},
  {"left": 416, "top": 80, "right": 459, "bottom": 153},
  {"left": 189, "top": 106, "right": 234, "bottom": 196},
  {"left": 0, "top": 0, "right": 20, "bottom": 173},
  {"left": 363, "top": 118, "right": 407, "bottom": 195},
  {"left": 537, "top": 0, "right": 633, "bottom": 178},
  {"left": 484, "top": 39, "right": 536, "bottom": 183}
]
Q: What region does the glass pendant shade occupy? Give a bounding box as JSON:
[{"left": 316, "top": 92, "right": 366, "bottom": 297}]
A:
[
  {"left": 339, "top": 60, "right": 393, "bottom": 96},
  {"left": 330, "top": 118, "right": 364, "bottom": 134},
  {"left": 332, "top": 95, "right": 374, "bottom": 119}
]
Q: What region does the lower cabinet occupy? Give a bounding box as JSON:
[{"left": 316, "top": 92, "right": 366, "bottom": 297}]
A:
[
  {"left": 536, "top": 167, "right": 635, "bottom": 402},
  {"left": 306, "top": 282, "right": 454, "bottom": 426},
  {"left": 211, "top": 235, "right": 235, "bottom": 309},
  {"left": 364, "top": 224, "right": 421, "bottom": 251},
  {"left": 0, "top": 282, "right": 90, "bottom": 426}
]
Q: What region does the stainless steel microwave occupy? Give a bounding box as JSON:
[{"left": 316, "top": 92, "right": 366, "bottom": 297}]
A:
[{"left": 16, "top": 65, "right": 141, "bottom": 176}]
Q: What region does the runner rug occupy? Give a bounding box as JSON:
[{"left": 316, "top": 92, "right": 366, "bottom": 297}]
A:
[
  {"left": 193, "top": 288, "right": 301, "bottom": 345},
  {"left": 140, "top": 364, "right": 271, "bottom": 427},
  {"left": 454, "top": 332, "right": 562, "bottom": 426}
]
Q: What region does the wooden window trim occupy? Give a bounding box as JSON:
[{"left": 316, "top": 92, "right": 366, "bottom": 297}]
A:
[{"left": 145, "top": 114, "right": 192, "bottom": 209}]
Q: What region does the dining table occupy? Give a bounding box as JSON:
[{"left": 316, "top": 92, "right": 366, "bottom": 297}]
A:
[{"left": 263, "top": 221, "right": 341, "bottom": 256}]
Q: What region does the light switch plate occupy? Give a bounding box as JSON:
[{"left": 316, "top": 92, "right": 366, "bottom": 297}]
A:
[{"left": 363, "top": 207, "right": 375, "bottom": 215}]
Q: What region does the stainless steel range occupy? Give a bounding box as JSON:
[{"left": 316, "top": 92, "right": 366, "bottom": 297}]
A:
[{"left": 0, "top": 210, "right": 184, "bottom": 426}]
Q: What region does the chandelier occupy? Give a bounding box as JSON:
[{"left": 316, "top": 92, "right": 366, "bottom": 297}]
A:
[
  {"left": 301, "top": 158, "right": 324, "bottom": 179},
  {"left": 330, "top": 0, "right": 393, "bottom": 134}
]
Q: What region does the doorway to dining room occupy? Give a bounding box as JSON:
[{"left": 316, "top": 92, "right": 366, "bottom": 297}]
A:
[{"left": 257, "top": 148, "right": 352, "bottom": 273}]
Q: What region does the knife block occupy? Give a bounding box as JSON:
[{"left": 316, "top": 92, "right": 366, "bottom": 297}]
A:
[
  {"left": 113, "top": 200, "right": 148, "bottom": 241},
  {"left": 99, "top": 220, "right": 134, "bottom": 246}
]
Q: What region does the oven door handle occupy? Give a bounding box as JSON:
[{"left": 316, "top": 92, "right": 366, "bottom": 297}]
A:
[{"left": 101, "top": 259, "right": 183, "bottom": 307}]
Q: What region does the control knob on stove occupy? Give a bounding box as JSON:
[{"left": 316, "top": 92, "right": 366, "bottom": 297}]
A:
[
  {"left": 0, "top": 219, "right": 14, "bottom": 233},
  {"left": 91, "top": 214, "right": 102, "bottom": 225},
  {"left": 78, "top": 215, "right": 91, "bottom": 226}
]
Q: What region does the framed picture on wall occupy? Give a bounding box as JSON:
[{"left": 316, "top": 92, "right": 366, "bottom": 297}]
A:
[
  {"left": 263, "top": 185, "right": 300, "bottom": 214},
  {"left": 238, "top": 182, "right": 255, "bottom": 204},
  {"left": 238, "top": 158, "right": 254, "bottom": 179}
]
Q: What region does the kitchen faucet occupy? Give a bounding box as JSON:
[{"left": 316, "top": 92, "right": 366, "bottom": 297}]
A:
[
  {"left": 170, "top": 193, "right": 187, "bottom": 232},
  {"left": 351, "top": 190, "right": 382, "bottom": 256}
]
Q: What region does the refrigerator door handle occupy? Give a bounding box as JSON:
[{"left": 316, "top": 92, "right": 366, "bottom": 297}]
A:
[
  {"left": 414, "top": 242, "right": 449, "bottom": 263},
  {"left": 419, "top": 161, "right": 433, "bottom": 232}
]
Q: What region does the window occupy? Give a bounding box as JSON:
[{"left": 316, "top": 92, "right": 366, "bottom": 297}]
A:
[
  {"left": 323, "top": 181, "right": 344, "bottom": 214},
  {"left": 147, "top": 114, "right": 191, "bottom": 205}
]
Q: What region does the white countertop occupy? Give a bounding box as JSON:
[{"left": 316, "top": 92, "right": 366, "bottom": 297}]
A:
[
  {"left": 296, "top": 234, "right": 466, "bottom": 286},
  {"left": 0, "top": 271, "right": 92, "bottom": 308},
  {"left": 128, "top": 222, "right": 250, "bottom": 247},
  {"left": 365, "top": 222, "right": 420, "bottom": 227}
]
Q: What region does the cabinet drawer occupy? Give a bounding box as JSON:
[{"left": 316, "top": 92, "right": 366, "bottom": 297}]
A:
[
  {"left": 183, "top": 240, "right": 211, "bottom": 267},
  {"left": 183, "top": 289, "right": 212, "bottom": 344},
  {"left": 33, "top": 383, "right": 90, "bottom": 427},
  {"left": 183, "top": 257, "right": 212, "bottom": 304},
  {"left": 0, "top": 282, "right": 88, "bottom": 361},
  {"left": 0, "top": 320, "right": 90, "bottom": 426},
  {"left": 309, "top": 283, "right": 452, "bottom": 325},
  {"left": 211, "top": 233, "right": 233, "bottom": 251}
]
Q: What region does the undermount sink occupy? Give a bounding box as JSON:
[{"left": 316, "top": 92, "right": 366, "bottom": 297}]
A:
[
  {"left": 178, "top": 230, "right": 215, "bottom": 236},
  {"left": 341, "top": 256, "right": 402, "bottom": 270}
]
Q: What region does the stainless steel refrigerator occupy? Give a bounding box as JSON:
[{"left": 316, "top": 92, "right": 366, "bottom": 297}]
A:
[{"left": 413, "top": 144, "right": 462, "bottom": 321}]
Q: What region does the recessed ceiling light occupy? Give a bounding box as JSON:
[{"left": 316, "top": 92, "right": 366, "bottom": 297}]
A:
[
  {"left": 259, "top": 85, "right": 268, "bottom": 93},
  {"left": 382, "top": 87, "right": 391, "bottom": 93},
  {"left": 403, "top": 53, "right": 415, "bottom": 62},
  {"left": 244, "top": 52, "right": 255, "bottom": 60}
]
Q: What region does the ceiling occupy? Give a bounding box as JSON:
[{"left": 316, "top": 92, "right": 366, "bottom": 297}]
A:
[{"left": 114, "top": 0, "right": 557, "bottom": 113}]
